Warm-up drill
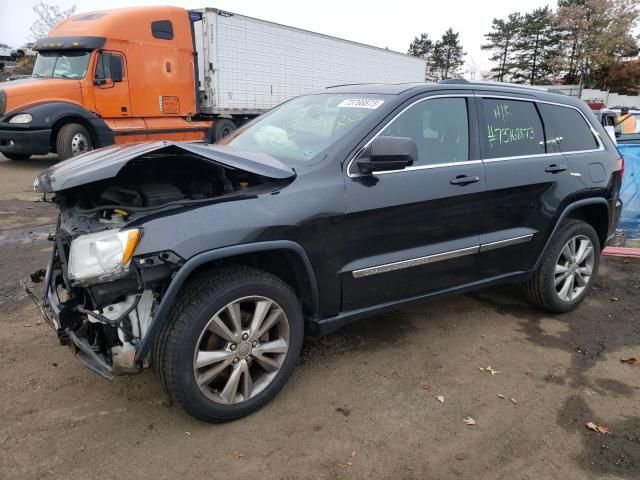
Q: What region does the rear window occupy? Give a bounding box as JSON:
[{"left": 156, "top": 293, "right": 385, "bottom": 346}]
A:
[
  {"left": 540, "top": 104, "right": 599, "bottom": 152},
  {"left": 480, "top": 99, "right": 545, "bottom": 159},
  {"left": 151, "top": 20, "right": 174, "bottom": 40}
]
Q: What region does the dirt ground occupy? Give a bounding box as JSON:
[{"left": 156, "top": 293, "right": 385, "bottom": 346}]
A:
[{"left": 0, "top": 153, "right": 639, "bottom": 480}]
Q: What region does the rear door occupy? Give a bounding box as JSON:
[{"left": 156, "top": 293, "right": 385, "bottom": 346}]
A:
[
  {"left": 476, "top": 94, "right": 575, "bottom": 277},
  {"left": 341, "top": 93, "right": 487, "bottom": 311}
]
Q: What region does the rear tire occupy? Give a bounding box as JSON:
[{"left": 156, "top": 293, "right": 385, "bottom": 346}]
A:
[
  {"left": 214, "top": 119, "right": 237, "bottom": 141},
  {"left": 524, "top": 219, "right": 600, "bottom": 313},
  {"left": 3, "top": 153, "right": 31, "bottom": 161},
  {"left": 154, "top": 265, "right": 304, "bottom": 422},
  {"left": 56, "top": 123, "right": 93, "bottom": 161}
]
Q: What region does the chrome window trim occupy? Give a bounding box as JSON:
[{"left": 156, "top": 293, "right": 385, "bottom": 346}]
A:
[
  {"left": 346, "top": 92, "right": 606, "bottom": 178},
  {"left": 351, "top": 233, "right": 534, "bottom": 278},
  {"left": 346, "top": 94, "right": 474, "bottom": 178}
]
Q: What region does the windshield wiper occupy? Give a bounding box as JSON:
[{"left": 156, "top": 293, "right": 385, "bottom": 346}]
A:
[{"left": 54, "top": 73, "right": 72, "bottom": 79}]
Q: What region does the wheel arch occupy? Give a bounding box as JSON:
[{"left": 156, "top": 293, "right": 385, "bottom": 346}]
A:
[
  {"left": 50, "top": 115, "right": 99, "bottom": 152},
  {"left": 533, "top": 198, "right": 609, "bottom": 271},
  {"left": 135, "top": 240, "right": 319, "bottom": 361}
]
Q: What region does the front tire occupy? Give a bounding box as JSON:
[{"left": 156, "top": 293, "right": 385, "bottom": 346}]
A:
[
  {"left": 3, "top": 153, "right": 31, "bottom": 161},
  {"left": 56, "top": 123, "right": 93, "bottom": 161},
  {"left": 154, "top": 266, "right": 304, "bottom": 422},
  {"left": 524, "top": 219, "right": 600, "bottom": 313}
]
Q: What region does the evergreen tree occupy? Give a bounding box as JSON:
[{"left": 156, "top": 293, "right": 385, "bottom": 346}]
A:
[
  {"left": 512, "top": 7, "right": 562, "bottom": 85},
  {"left": 481, "top": 13, "right": 522, "bottom": 82},
  {"left": 408, "top": 33, "right": 434, "bottom": 81},
  {"left": 431, "top": 28, "right": 466, "bottom": 80}
]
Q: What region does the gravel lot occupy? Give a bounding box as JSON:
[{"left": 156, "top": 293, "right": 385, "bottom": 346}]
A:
[{"left": 1, "top": 153, "right": 639, "bottom": 479}]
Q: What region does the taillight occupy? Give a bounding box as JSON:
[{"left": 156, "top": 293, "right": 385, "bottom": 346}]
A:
[{"left": 617, "top": 157, "right": 624, "bottom": 179}]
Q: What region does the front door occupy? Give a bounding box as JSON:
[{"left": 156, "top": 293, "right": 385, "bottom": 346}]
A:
[
  {"left": 93, "top": 50, "right": 131, "bottom": 118},
  {"left": 341, "top": 94, "right": 487, "bottom": 311}
]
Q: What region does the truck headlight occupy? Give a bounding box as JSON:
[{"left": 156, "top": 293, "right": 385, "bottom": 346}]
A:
[
  {"left": 68, "top": 229, "right": 141, "bottom": 282},
  {"left": 8, "top": 113, "right": 32, "bottom": 124}
]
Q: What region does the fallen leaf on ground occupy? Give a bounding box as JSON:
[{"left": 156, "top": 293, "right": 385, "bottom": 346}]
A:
[
  {"left": 586, "top": 422, "right": 612, "bottom": 435},
  {"left": 478, "top": 366, "right": 485, "bottom": 372},
  {"left": 24, "top": 321, "right": 42, "bottom": 328},
  {"left": 620, "top": 358, "right": 639, "bottom": 365},
  {"left": 351, "top": 450, "right": 357, "bottom": 458},
  {"left": 337, "top": 462, "right": 353, "bottom": 468},
  {"left": 510, "top": 398, "right": 518, "bottom": 404},
  {"left": 486, "top": 366, "right": 500, "bottom": 375},
  {"left": 421, "top": 383, "right": 431, "bottom": 390},
  {"left": 611, "top": 297, "right": 620, "bottom": 301},
  {"left": 184, "top": 432, "right": 191, "bottom": 436},
  {"left": 436, "top": 395, "right": 445, "bottom": 404},
  {"left": 497, "top": 394, "right": 505, "bottom": 399},
  {"left": 233, "top": 451, "right": 244, "bottom": 459},
  {"left": 525, "top": 369, "right": 533, "bottom": 376},
  {"left": 463, "top": 416, "right": 476, "bottom": 425}
]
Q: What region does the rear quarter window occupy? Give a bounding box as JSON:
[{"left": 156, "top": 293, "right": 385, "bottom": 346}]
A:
[
  {"left": 539, "top": 104, "right": 599, "bottom": 152},
  {"left": 480, "top": 99, "right": 545, "bottom": 159},
  {"left": 151, "top": 20, "right": 174, "bottom": 40}
]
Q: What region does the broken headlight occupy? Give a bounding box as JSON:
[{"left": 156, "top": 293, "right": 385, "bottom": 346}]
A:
[{"left": 68, "top": 228, "right": 141, "bottom": 282}]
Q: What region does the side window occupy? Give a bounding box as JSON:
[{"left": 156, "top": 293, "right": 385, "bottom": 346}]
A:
[
  {"left": 152, "top": 20, "right": 174, "bottom": 40},
  {"left": 480, "top": 99, "right": 545, "bottom": 159},
  {"left": 380, "top": 97, "right": 469, "bottom": 166},
  {"left": 94, "top": 52, "right": 125, "bottom": 81},
  {"left": 540, "top": 104, "right": 599, "bottom": 152}
]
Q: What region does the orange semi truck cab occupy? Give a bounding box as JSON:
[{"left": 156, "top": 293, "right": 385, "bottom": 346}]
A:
[
  {"left": 0, "top": 6, "right": 426, "bottom": 161},
  {"left": 0, "top": 7, "right": 212, "bottom": 161}
]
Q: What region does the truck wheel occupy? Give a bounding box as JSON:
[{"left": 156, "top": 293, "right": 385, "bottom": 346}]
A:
[
  {"left": 3, "top": 153, "right": 31, "bottom": 161},
  {"left": 154, "top": 265, "right": 304, "bottom": 422},
  {"left": 523, "top": 219, "right": 600, "bottom": 313},
  {"left": 214, "top": 119, "right": 236, "bottom": 141},
  {"left": 56, "top": 123, "right": 93, "bottom": 160}
]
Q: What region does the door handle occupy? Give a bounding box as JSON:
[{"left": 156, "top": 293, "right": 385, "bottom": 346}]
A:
[
  {"left": 450, "top": 175, "right": 480, "bottom": 186},
  {"left": 545, "top": 164, "right": 568, "bottom": 173}
]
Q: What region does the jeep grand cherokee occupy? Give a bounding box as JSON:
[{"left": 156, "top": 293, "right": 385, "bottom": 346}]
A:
[{"left": 33, "top": 80, "right": 623, "bottom": 422}]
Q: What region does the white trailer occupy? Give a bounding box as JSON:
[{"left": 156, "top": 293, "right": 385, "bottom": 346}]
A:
[{"left": 192, "top": 9, "right": 426, "bottom": 115}]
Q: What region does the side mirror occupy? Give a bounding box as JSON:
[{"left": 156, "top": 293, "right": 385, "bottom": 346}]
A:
[
  {"left": 109, "top": 56, "right": 123, "bottom": 82},
  {"left": 356, "top": 136, "right": 417, "bottom": 174}
]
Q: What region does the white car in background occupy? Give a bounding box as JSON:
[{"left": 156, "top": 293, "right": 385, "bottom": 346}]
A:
[{"left": 0, "top": 44, "right": 12, "bottom": 71}]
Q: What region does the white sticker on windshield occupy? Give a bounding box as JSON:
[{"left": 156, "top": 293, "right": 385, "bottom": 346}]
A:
[{"left": 337, "top": 99, "right": 385, "bottom": 109}]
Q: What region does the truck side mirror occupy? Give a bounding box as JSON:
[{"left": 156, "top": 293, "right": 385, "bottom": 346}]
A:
[{"left": 109, "top": 56, "right": 123, "bottom": 82}]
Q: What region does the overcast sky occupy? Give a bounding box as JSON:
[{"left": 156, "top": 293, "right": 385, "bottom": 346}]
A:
[{"left": 1, "top": 0, "right": 560, "bottom": 72}]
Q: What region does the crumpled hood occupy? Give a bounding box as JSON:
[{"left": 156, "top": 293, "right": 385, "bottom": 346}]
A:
[{"left": 35, "top": 141, "right": 296, "bottom": 193}]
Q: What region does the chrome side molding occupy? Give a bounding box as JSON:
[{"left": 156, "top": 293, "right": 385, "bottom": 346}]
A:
[{"left": 352, "top": 234, "right": 534, "bottom": 278}]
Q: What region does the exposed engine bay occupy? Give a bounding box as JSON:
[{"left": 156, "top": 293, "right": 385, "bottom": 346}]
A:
[
  {"left": 37, "top": 145, "right": 294, "bottom": 378},
  {"left": 55, "top": 150, "right": 285, "bottom": 228}
]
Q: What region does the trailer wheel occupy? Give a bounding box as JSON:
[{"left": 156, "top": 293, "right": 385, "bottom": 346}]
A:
[
  {"left": 214, "top": 119, "right": 237, "bottom": 141},
  {"left": 56, "top": 123, "right": 93, "bottom": 161}
]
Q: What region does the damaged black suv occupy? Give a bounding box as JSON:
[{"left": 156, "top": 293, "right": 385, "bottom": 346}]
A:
[{"left": 34, "top": 81, "right": 623, "bottom": 422}]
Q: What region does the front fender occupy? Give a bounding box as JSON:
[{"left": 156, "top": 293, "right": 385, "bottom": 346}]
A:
[
  {"left": 2, "top": 101, "right": 114, "bottom": 147},
  {"left": 134, "top": 240, "right": 319, "bottom": 361}
]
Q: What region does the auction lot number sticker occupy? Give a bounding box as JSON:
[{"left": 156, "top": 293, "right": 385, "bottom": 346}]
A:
[{"left": 337, "top": 99, "right": 385, "bottom": 109}]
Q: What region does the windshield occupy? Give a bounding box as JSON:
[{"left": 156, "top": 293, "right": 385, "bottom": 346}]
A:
[
  {"left": 217, "top": 94, "right": 390, "bottom": 163},
  {"left": 32, "top": 50, "right": 91, "bottom": 80}
]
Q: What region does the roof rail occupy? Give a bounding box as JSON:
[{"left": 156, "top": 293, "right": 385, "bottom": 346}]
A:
[{"left": 439, "top": 78, "right": 561, "bottom": 93}]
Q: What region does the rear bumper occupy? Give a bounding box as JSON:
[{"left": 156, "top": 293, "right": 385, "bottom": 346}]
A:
[{"left": 0, "top": 127, "right": 50, "bottom": 156}]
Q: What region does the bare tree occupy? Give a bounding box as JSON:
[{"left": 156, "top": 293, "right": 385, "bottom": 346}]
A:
[{"left": 30, "top": 2, "right": 77, "bottom": 40}]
